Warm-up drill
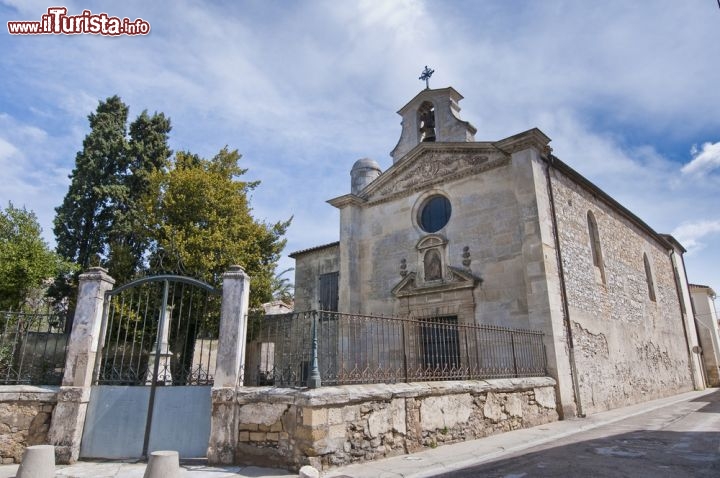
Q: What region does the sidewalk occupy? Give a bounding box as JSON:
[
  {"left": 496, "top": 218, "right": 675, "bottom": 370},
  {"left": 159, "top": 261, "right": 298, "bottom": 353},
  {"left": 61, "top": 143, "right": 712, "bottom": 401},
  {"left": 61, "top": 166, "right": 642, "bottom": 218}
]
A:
[
  {"left": 0, "top": 461, "right": 296, "bottom": 478},
  {"left": 0, "top": 389, "right": 715, "bottom": 478}
]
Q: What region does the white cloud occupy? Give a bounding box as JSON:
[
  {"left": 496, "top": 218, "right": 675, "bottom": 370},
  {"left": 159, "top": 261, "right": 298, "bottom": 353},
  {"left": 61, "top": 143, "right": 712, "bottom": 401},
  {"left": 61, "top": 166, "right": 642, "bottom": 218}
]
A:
[
  {"left": 0, "top": 137, "right": 18, "bottom": 161},
  {"left": 0, "top": 113, "right": 71, "bottom": 242},
  {"left": 1, "top": 0, "right": 719, "bottom": 290},
  {"left": 681, "top": 142, "right": 720, "bottom": 175},
  {"left": 1, "top": 0, "right": 53, "bottom": 16},
  {"left": 672, "top": 220, "right": 720, "bottom": 255}
]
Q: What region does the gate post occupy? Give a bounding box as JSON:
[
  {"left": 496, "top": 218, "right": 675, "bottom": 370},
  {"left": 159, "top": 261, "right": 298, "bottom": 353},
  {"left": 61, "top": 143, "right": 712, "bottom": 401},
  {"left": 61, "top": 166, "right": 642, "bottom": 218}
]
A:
[
  {"left": 208, "top": 265, "right": 250, "bottom": 465},
  {"left": 47, "top": 267, "right": 115, "bottom": 464}
]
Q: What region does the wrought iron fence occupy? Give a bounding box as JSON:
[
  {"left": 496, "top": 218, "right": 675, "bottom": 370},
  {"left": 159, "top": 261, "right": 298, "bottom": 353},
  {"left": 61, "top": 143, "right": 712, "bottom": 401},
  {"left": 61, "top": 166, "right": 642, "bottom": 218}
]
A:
[
  {"left": 245, "top": 310, "right": 547, "bottom": 387},
  {"left": 94, "top": 276, "right": 220, "bottom": 386},
  {"left": 0, "top": 309, "right": 69, "bottom": 385}
]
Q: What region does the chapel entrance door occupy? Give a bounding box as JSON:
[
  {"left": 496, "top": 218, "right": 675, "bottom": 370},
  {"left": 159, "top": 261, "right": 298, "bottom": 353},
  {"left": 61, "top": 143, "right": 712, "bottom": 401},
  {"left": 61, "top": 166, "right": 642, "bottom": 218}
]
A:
[{"left": 421, "top": 315, "right": 460, "bottom": 373}]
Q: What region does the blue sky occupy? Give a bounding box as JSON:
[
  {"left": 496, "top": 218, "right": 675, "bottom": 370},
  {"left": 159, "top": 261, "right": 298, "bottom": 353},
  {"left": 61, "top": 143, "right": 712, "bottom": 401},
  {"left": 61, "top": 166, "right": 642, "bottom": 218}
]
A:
[{"left": 1, "top": 0, "right": 719, "bottom": 293}]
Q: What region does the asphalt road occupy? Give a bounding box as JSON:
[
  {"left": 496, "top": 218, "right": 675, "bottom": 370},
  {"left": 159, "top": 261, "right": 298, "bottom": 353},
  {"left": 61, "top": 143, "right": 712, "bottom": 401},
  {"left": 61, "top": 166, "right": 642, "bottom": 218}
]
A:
[{"left": 434, "top": 390, "right": 720, "bottom": 478}]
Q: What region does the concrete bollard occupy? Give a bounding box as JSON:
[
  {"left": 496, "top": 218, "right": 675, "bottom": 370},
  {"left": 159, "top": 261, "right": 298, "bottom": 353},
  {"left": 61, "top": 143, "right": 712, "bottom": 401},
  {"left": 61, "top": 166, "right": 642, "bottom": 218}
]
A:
[
  {"left": 16, "top": 445, "right": 55, "bottom": 478},
  {"left": 143, "top": 450, "right": 181, "bottom": 478}
]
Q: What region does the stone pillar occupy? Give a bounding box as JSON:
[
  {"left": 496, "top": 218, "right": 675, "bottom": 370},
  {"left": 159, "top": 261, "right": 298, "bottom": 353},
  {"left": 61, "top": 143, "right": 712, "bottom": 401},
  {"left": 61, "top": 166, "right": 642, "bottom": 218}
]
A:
[
  {"left": 214, "top": 266, "right": 251, "bottom": 388},
  {"left": 207, "top": 265, "right": 250, "bottom": 465},
  {"left": 47, "top": 267, "right": 115, "bottom": 464},
  {"left": 339, "top": 202, "right": 362, "bottom": 313}
]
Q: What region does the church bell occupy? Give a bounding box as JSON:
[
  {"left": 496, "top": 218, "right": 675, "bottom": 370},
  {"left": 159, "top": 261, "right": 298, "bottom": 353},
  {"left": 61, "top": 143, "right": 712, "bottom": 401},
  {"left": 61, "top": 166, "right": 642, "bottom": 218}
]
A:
[{"left": 420, "top": 124, "right": 436, "bottom": 142}]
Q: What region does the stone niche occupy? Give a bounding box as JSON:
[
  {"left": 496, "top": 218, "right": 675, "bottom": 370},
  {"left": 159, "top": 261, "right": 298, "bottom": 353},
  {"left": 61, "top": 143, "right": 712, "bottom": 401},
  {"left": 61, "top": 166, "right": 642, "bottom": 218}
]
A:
[
  {"left": 0, "top": 386, "right": 58, "bottom": 463},
  {"left": 230, "top": 377, "right": 558, "bottom": 471},
  {"left": 391, "top": 235, "right": 480, "bottom": 324}
]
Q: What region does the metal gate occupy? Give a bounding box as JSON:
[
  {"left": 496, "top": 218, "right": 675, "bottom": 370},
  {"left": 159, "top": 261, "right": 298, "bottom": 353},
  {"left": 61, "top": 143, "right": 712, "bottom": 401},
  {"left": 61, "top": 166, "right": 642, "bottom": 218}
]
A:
[{"left": 80, "top": 275, "right": 220, "bottom": 459}]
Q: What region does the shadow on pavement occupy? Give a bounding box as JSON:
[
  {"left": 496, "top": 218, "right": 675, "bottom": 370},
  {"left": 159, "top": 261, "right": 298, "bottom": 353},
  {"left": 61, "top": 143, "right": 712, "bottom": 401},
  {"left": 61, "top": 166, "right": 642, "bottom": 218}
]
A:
[
  {"left": 432, "top": 429, "right": 720, "bottom": 478},
  {"left": 690, "top": 388, "right": 720, "bottom": 413}
]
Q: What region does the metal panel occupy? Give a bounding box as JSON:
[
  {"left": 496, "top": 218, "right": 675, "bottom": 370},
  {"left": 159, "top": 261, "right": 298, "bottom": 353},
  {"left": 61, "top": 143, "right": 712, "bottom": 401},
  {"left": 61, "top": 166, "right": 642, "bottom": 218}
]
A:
[
  {"left": 80, "top": 386, "right": 150, "bottom": 458},
  {"left": 147, "top": 386, "right": 211, "bottom": 457},
  {"left": 81, "top": 386, "right": 211, "bottom": 459}
]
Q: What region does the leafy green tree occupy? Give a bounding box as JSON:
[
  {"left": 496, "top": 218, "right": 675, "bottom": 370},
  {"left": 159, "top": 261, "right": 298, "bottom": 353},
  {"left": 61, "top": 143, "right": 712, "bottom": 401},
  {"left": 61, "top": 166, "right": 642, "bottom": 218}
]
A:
[
  {"left": 271, "top": 267, "right": 294, "bottom": 304},
  {"left": 0, "top": 203, "right": 75, "bottom": 310},
  {"left": 143, "top": 147, "right": 291, "bottom": 308}
]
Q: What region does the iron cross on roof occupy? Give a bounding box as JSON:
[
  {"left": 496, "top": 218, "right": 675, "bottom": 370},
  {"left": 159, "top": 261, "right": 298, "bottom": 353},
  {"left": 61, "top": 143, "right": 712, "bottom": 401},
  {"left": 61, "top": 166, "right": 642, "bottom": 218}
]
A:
[{"left": 419, "top": 66, "right": 434, "bottom": 89}]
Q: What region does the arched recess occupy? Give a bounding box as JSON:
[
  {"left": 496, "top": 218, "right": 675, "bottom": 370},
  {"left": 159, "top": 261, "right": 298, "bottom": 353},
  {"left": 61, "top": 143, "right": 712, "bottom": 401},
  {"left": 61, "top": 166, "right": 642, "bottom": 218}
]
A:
[
  {"left": 643, "top": 252, "right": 656, "bottom": 302},
  {"left": 424, "top": 249, "right": 442, "bottom": 281},
  {"left": 587, "top": 211, "right": 605, "bottom": 284}
]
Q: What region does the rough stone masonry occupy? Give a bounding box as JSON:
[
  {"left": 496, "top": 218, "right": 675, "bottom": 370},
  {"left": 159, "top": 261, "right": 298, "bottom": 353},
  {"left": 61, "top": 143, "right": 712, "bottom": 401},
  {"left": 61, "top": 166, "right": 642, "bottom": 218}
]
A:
[{"left": 220, "top": 377, "right": 558, "bottom": 471}]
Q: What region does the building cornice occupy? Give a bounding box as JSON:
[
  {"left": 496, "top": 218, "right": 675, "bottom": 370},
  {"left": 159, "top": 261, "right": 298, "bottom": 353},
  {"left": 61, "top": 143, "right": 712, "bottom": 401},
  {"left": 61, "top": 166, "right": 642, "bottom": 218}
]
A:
[
  {"left": 327, "top": 194, "right": 366, "bottom": 209},
  {"left": 288, "top": 241, "right": 340, "bottom": 259},
  {"left": 395, "top": 87, "right": 464, "bottom": 116},
  {"left": 493, "top": 128, "right": 552, "bottom": 155}
]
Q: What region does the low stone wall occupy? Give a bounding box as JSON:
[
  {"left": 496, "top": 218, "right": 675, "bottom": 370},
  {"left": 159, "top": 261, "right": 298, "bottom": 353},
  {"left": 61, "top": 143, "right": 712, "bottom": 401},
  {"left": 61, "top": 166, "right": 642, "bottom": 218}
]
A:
[
  {"left": 220, "top": 377, "right": 557, "bottom": 471},
  {"left": 0, "top": 386, "right": 58, "bottom": 464}
]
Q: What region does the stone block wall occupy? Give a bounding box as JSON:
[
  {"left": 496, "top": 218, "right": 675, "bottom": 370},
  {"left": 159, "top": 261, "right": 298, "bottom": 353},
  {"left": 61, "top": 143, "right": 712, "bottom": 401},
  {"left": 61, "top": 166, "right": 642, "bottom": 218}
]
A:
[
  {"left": 0, "top": 386, "right": 57, "bottom": 463},
  {"left": 227, "top": 377, "right": 557, "bottom": 471},
  {"left": 549, "top": 171, "right": 694, "bottom": 414}
]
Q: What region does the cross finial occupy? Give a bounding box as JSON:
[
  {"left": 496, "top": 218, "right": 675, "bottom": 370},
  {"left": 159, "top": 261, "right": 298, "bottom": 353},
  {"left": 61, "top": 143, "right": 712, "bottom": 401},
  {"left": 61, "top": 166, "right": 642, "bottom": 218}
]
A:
[{"left": 419, "top": 65, "right": 434, "bottom": 89}]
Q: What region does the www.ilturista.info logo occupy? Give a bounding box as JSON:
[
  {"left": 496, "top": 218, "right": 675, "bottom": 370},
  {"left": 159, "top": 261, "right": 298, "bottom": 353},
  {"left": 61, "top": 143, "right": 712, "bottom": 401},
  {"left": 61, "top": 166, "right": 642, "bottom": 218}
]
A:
[{"left": 7, "top": 7, "right": 150, "bottom": 35}]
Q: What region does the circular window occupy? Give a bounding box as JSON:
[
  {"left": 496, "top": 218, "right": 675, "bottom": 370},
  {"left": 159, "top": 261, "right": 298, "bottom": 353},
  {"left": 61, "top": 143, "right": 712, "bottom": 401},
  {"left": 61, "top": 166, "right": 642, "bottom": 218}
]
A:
[{"left": 419, "top": 195, "right": 451, "bottom": 233}]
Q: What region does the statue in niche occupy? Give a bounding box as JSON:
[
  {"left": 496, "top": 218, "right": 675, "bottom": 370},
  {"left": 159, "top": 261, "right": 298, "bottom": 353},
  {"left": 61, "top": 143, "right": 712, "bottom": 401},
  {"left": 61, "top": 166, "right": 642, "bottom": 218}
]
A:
[{"left": 424, "top": 249, "right": 442, "bottom": 281}]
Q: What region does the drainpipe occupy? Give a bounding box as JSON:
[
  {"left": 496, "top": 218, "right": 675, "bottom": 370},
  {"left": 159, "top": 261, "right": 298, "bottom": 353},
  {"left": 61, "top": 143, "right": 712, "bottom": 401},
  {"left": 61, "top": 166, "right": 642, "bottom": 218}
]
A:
[{"left": 543, "top": 154, "right": 584, "bottom": 418}]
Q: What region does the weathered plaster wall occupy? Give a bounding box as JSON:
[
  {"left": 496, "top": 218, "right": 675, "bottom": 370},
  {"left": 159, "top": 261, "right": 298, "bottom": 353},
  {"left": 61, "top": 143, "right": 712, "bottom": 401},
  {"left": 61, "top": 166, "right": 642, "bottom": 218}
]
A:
[
  {"left": 293, "top": 245, "right": 340, "bottom": 312},
  {"left": 0, "top": 386, "right": 57, "bottom": 463},
  {"left": 550, "top": 171, "right": 694, "bottom": 414},
  {"left": 228, "top": 378, "right": 557, "bottom": 471},
  {"left": 690, "top": 285, "right": 720, "bottom": 386}
]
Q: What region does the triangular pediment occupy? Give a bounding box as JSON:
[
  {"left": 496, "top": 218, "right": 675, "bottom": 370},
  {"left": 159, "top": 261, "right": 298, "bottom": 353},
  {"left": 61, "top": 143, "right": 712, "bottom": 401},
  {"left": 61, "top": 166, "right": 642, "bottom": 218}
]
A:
[
  {"left": 392, "top": 267, "right": 481, "bottom": 298},
  {"left": 360, "top": 143, "right": 509, "bottom": 204},
  {"left": 391, "top": 271, "right": 417, "bottom": 297}
]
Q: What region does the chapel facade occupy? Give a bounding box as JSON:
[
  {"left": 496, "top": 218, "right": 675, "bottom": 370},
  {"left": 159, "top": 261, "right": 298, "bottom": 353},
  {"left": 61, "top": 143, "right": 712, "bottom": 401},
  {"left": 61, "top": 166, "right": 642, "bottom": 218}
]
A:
[{"left": 291, "top": 86, "right": 706, "bottom": 417}]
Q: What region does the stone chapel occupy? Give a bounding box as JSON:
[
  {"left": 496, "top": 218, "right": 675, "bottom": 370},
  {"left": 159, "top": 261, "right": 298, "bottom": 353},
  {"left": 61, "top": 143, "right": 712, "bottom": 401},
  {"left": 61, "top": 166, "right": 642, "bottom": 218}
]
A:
[{"left": 290, "top": 86, "right": 706, "bottom": 417}]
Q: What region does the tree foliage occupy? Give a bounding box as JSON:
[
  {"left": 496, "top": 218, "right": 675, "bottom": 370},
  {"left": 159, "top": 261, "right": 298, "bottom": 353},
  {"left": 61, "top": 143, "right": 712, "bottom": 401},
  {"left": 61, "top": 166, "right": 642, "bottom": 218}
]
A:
[
  {"left": 52, "top": 96, "right": 172, "bottom": 307},
  {"left": 53, "top": 95, "right": 290, "bottom": 309},
  {"left": 107, "top": 110, "right": 172, "bottom": 283},
  {"left": 0, "top": 203, "right": 74, "bottom": 310},
  {"left": 54, "top": 95, "right": 129, "bottom": 271},
  {"left": 272, "top": 268, "right": 295, "bottom": 304},
  {"left": 143, "top": 148, "right": 290, "bottom": 308}
]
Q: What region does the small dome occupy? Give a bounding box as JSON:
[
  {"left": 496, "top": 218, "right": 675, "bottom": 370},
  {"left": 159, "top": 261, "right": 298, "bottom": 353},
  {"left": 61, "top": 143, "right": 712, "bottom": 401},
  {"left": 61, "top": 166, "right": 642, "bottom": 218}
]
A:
[
  {"left": 350, "top": 158, "right": 382, "bottom": 195},
  {"left": 351, "top": 158, "right": 381, "bottom": 172}
]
